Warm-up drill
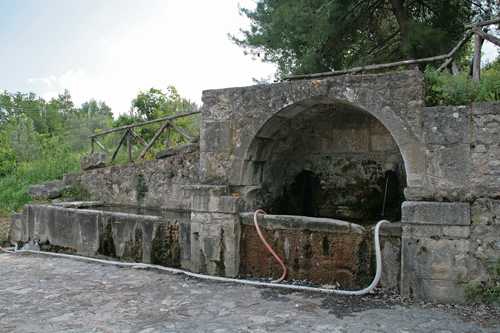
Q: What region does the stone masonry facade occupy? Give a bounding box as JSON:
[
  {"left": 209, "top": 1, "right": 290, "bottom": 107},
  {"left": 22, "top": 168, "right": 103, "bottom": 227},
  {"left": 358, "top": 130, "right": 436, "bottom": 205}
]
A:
[
  {"left": 195, "top": 71, "right": 500, "bottom": 303},
  {"left": 13, "top": 71, "right": 500, "bottom": 303}
]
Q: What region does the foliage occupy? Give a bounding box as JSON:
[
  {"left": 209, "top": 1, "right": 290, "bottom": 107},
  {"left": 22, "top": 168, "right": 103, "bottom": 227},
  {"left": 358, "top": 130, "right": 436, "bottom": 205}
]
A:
[
  {"left": 111, "top": 86, "right": 200, "bottom": 158},
  {"left": 132, "top": 86, "right": 182, "bottom": 121},
  {"left": 64, "top": 114, "right": 113, "bottom": 152},
  {"left": 6, "top": 117, "right": 40, "bottom": 162},
  {"left": 136, "top": 176, "right": 148, "bottom": 201},
  {"left": 425, "top": 61, "right": 500, "bottom": 106},
  {"left": 230, "top": 0, "right": 498, "bottom": 78},
  {"left": 0, "top": 150, "right": 82, "bottom": 212},
  {"left": 0, "top": 89, "right": 113, "bottom": 213},
  {"left": 0, "top": 129, "right": 17, "bottom": 176},
  {"left": 465, "top": 259, "right": 500, "bottom": 303},
  {"left": 0, "top": 85, "right": 199, "bottom": 213},
  {"left": 79, "top": 99, "right": 113, "bottom": 118},
  {"left": 62, "top": 182, "right": 90, "bottom": 201}
]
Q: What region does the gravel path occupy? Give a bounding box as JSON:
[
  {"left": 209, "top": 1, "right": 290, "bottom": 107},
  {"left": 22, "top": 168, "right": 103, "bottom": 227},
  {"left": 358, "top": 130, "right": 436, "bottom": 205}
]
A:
[{"left": 1, "top": 252, "right": 499, "bottom": 332}]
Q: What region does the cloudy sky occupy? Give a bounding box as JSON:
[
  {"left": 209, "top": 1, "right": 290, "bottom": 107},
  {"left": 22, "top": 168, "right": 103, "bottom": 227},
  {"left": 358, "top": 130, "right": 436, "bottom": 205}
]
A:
[
  {"left": 0, "top": 0, "right": 276, "bottom": 117},
  {"left": 1, "top": 0, "right": 498, "bottom": 118}
]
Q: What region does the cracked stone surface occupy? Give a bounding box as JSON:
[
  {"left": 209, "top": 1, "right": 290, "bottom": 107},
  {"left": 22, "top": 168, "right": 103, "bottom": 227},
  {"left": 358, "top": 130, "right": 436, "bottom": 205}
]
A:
[{"left": 0, "top": 252, "right": 497, "bottom": 332}]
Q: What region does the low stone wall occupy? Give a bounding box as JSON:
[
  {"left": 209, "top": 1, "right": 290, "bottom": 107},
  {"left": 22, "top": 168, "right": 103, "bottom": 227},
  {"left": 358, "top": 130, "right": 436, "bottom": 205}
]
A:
[
  {"left": 63, "top": 152, "right": 199, "bottom": 210},
  {"left": 10, "top": 202, "right": 401, "bottom": 288},
  {"left": 10, "top": 204, "right": 187, "bottom": 266},
  {"left": 239, "top": 213, "right": 401, "bottom": 288}
]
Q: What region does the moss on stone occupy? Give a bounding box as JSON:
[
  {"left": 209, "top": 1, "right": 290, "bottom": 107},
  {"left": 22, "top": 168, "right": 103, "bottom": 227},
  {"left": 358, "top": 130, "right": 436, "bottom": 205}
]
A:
[
  {"left": 98, "top": 222, "right": 116, "bottom": 257},
  {"left": 150, "top": 220, "right": 181, "bottom": 268}
]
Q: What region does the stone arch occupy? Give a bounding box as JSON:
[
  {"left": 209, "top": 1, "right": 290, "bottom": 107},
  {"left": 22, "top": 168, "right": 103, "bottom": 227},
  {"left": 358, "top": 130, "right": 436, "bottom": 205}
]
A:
[{"left": 234, "top": 92, "right": 426, "bottom": 219}]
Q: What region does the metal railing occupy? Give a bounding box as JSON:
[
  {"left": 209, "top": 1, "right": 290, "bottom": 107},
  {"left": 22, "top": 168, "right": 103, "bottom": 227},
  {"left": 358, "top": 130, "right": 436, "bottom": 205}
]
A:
[{"left": 88, "top": 110, "right": 201, "bottom": 163}]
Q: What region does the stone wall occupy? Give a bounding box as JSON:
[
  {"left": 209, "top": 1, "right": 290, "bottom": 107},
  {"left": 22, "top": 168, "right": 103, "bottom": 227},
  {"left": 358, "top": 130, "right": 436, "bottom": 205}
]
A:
[
  {"left": 468, "top": 199, "right": 500, "bottom": 298},
  {"left": 10, "top": 203, "right": 188, "bottom": 266},
  {"left": 63, "top": 152, "right": 199, "bottom": 211},
  {"left": 19, "top": 70, "right": 499, "bottom": 303},
  {"left": 199, "top": 71, "right": 428, "bottom": 201},
  {"left": 196, "top": 71, "right": 499, "bottom": 303},
  {"left": 239, "top": 213, "right": 401, "bottom": 289},
  {"left": 399, "top": 102, "right": 500, "bottom": 302}
]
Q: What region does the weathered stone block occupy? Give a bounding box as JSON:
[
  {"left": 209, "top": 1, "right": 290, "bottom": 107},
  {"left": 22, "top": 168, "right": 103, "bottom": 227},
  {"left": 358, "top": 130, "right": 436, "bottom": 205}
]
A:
[
  {"left": 80, "top": 153, "right": 106, "bottom": 171},
  {"left": 402, "top": 224, "right": 443, "bottom": 238},
  {"left": 471, "top": 101, "right": 500, "bottom": 115},
  {"left": 423, "top": 106, "right": 470, "bottom": 144},
  {"left": 239, "top": 213, "right": 353, "bottom": 234},
  {"left": 401, "top": 235, "right": 470, "bottom": 302},
  {"left": 437, "top": 145, "right": 470, "bottom": 184},
  {"left": 9, "top": 213, "right": 26, "bottom": 242},
  {"left": 200, "top": 121, "right": 232, "bottom": 152},
  {"left": 155, "top": 143, "right": 199, "bottom": 159},
  {"left": 402, "top": 201, "right": 470, "bottom": 225},
  {"left": 28, "top": 180, "right": 65, "bottom": 200},
  {"left": 370, "top": 134, "right": 398, "bottom": 151},
  {"left": 331, "top": 127, "right": 369, "bottom": 153},
  {"left": 442, "top": 226, "right": 470, "bottom": 238},
  {"left": 102, "top": 212, "right": 158, "bottom": 262},
  {"left": 185, "top": 185, "right": 231, "bottom": 197},
  {"left": 379, "top": 237, "right": 401, "bottom": 289}
]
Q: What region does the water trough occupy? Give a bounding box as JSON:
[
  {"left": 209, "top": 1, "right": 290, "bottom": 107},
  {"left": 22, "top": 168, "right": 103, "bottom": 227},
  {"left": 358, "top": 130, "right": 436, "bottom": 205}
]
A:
[{"left": 10, "top": 202, "right": 401, "bottom": 289}]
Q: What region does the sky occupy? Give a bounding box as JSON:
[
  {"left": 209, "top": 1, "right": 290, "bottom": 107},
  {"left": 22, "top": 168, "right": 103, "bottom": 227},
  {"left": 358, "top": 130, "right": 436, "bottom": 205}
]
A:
[
  {"left": 0, "top": 0, "right": 277, "bottom": 117},
  {"left": 0, "top": 0, "right": 498, "bottom": 118}
]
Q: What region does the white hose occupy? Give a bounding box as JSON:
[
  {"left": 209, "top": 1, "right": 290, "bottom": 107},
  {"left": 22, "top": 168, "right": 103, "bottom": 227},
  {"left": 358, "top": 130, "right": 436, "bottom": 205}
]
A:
[{"left": 8, "top": 220, "right": 390, "bottom": 295}]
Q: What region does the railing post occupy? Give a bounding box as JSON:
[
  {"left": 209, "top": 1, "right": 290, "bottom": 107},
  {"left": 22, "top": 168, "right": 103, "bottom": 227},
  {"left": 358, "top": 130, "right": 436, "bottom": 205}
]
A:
[
  {"left": 127, "top": 131, "right": 132, "bottom": 164},
  {"left": 473, "top": 30, "right": 485, "bottom": 82},
  {"left": 166, "top": 125, "right": 170, "bottom": 149}
]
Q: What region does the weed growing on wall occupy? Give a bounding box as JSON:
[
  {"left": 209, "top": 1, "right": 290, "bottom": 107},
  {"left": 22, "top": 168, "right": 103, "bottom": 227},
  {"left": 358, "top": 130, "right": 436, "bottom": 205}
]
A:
[
  {"left": 62, "top": 182, "right": 91, "bottom": 201},
  {"left": 465, "top": 259, "right": 500, "bottom": 303},
  {"left": 136, "top": 175, "right": 148, "bottom": 201}
]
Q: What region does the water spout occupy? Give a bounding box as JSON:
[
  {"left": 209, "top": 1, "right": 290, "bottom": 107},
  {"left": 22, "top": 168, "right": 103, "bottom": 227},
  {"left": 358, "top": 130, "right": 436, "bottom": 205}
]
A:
[{"left": 381, "top": 172, "right": 390, "bottom": 217}]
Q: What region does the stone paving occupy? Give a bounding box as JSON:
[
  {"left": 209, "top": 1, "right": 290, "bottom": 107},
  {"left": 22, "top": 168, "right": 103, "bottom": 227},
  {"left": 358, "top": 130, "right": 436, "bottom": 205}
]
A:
[{"left": 0, "top": 252, "right": 497, "bottom": 332}]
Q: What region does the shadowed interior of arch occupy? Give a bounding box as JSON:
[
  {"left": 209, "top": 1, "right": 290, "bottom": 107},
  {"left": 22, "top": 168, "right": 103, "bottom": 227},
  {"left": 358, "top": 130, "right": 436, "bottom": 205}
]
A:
[{"left": 243, "top": 99, "right": 406, "bottom": 225}]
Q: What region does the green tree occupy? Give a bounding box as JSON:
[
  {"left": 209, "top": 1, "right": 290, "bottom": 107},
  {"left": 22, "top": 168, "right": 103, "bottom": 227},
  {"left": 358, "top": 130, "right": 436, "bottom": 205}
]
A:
[
  {"left": 79, "top": 99, "right": 113, "bottom": 118},
  {"left": 231, "top": 0, "right": 498, "bottom": 78},
  {"left": 132, "top": 86, "right": 184, "bottom": 121},
  {"left": 47, "top": 89, "right": 76, "bottom": 117},
  {"left": 6, "top": 117, "right": 40, "bottom": 162},
  {"left": 120, "top": 86, "right": 200, "bottom": 149},
  {"left": 0, "top": 129, "right": 17, "bottom": 176}
]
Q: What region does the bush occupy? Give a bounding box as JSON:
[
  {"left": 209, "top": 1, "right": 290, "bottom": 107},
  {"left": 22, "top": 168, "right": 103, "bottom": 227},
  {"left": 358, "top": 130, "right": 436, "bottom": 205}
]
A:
[
  {"left": 425, "top": 63, "right": 500, "bottom": 107},
  {"left": 62, "top": 182, "right": 91, "bottom": 201},
  {"left": 0, "top": 151, "right": 82, "bottom": 212}
]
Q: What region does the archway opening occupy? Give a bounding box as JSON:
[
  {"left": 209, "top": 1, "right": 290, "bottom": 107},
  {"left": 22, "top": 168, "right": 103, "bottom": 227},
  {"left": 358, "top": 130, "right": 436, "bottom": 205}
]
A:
[{"left": 244, "top": 99, "right": 406, "bottom": 225}]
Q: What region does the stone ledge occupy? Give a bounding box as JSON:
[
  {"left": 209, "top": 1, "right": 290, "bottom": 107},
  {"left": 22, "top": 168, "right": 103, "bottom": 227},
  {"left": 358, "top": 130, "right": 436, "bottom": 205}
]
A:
[
  {"left": 52, "top": 201, "right": 104, "bottom": 208},
  {"left": 402, "top": 201, "right": 470, "bottom": 225},
  {"left": 184, "top": 185, "right": 231, "bottom": 197},
  {"left": 371, "top": 222, "right": 402, "bottom": 237},
  {"left": 192, "top": 196, "right": 244, "bottom": 214},
  {"left": 239, "top": 213, "right": 364, "bottom": 234}
]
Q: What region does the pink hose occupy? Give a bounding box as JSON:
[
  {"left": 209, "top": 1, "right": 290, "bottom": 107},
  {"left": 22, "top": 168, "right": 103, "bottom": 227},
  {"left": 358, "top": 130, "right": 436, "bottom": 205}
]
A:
[
  {"left": 253, "top": 210, "right": 287, "bottom": 283},
  {"left": 0, "top": 246, "right": 15, "bottom": 254}
]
